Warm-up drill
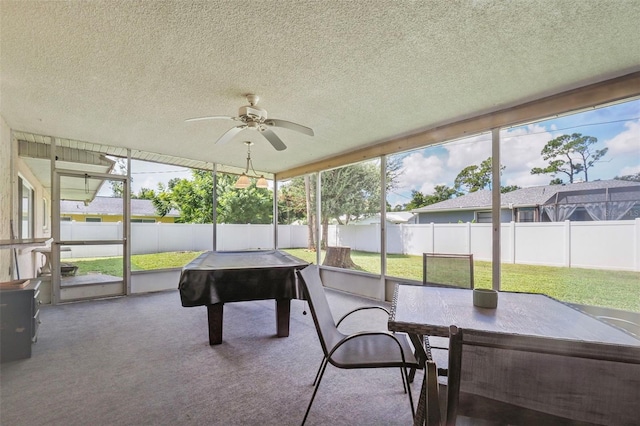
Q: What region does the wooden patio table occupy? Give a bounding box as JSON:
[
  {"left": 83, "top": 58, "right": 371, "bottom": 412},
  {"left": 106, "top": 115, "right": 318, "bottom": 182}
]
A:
[
  {"left": 388, "top": 285, "right": 640, "bottom": 344},
  {"left": 387, "top": 284, "right": 640, "bottom": 423}
]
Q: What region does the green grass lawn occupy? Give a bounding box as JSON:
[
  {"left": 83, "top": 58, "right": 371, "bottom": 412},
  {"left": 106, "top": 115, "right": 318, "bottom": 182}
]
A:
[
  {"left": 68, "top": 249, "right": 639, "bottom": 312},
  {"left": 70, "top": 251, "right": 204, "bottom": 277},
  {"left": 283, "top": 249, "right": 640, "bottom": 312}
]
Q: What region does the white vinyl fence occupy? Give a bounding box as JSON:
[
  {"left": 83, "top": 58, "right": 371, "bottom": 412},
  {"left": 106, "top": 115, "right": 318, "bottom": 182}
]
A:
[
  {"left": 60, "top": 222, "right": 308, "bottom": 257},
  {"left": 60, "top": 219, "right": 640, "bottom": 271}
]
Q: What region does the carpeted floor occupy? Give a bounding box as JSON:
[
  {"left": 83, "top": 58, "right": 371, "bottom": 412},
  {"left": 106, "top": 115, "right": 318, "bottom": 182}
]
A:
[{"left": 1, "top": 288, "right": 422, "bottom": 425}]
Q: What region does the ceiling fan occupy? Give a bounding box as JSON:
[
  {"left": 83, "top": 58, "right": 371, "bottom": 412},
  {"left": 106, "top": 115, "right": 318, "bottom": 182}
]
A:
[{"left": 186, "top": 94, "right": 314, "bottom": 151}]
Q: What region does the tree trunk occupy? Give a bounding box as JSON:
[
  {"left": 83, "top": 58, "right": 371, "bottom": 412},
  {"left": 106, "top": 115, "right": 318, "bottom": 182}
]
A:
[
  {"left": 321, "top": 217, "right": 329, "bottom": 250},
  {"left": 304, "top": 175, "right": 315, "bottom": 250},
  {"left": 323, "top": 246, "right": 357, "bottom": 269}
]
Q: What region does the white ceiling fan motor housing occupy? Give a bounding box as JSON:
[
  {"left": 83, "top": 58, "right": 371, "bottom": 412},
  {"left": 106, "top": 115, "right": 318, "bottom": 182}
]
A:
[{"left": 239, "top": 105, "right": 267, "bottom": 121}]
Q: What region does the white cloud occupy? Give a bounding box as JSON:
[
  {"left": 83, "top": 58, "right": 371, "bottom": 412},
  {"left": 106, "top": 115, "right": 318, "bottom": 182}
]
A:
[
  {"left": 396, "top": 151, "right": 448, "bottom": 194},
  {"left": 605, "top": 120, "right": 640, "bottom": 157},
  {"left": 500, "top": 124, "right": 556, "bottom": 186},
  {"left": 390, "top": 115, "right": 638, "bottom": 205},
  {"left": 445, "top": 134, "right": 492, "bottom": 170},
  {"left": 619, "top": 164, "right": 640, "bottom": 176}
]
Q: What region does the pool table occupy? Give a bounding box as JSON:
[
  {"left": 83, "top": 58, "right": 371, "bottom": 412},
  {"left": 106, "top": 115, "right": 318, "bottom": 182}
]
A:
[{"left": 178, "top": 250, "right": 309, "bottom": 344}]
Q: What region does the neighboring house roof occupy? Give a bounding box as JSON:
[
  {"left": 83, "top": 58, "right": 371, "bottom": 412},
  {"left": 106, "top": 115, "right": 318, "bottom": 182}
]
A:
[
  {"left": 411, "top": 180, "right": 640, "bottom": 213},
  {"left": 60, "top": 197, "right": 180, "bottom": 217}
]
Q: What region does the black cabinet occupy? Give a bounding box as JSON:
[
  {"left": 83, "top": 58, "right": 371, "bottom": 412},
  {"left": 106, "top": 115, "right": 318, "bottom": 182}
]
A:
[{"left": 0, "top": 280, "right": 41, "bottom": 362}]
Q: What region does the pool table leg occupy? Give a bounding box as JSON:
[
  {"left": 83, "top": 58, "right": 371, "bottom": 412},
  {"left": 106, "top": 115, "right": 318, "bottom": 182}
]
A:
[
  {"left": 276, "top": 298, "right": 291, "bottom": 337},
  {"left": 207, "top": 303, "right": 223, "bottom": 345}
]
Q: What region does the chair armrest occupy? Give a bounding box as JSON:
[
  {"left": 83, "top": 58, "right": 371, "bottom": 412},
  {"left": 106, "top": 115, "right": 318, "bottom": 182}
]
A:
[{"left": 336, "top": 306, "right": 390, "bottom": 328}]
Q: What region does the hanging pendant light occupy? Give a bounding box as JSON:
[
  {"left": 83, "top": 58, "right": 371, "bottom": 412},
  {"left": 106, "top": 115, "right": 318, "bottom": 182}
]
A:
[
  {"left": 256, "top": 176, "right": 268, "bottom": 188},
  {"left": 235, "top": 173, "right": 251, "bottom": 189},
  {"left": 235, "top": 141, "right": 268, "bottom": 189}
]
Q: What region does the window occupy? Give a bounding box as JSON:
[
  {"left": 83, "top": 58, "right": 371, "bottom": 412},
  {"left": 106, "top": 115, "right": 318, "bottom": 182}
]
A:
[
  {"left": 385, "top": 133, "right": 493, "bottom": 286},
  {"left": 476, "top": 211, "right": 492, "bottom": 223},
  {"left": 18, "top": 176, "right": 34, "bottom": 239},
  {"left": 321, "top": 160, "right": 382, "bottom": 274},
  {"left": 42, "top": 198, "right": 49, "bottom": 230},
  {"left": 568, "top": 207, "right": 591, "bottom": 221},
  {"left": 517, "top": 208, "right": 535, "bottom": 222},
  {"left": 131, "top": 218, "right": 155, "bottom": 223},
  {"left": 85, "top": 217, "right": 102, "bottom": 223},
  {"left": 61, "top": 216, "right": 72, "bottom": 222}
]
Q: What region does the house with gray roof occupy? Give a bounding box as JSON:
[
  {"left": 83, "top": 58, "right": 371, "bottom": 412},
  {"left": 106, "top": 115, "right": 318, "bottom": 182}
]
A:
[
  {"left": 411, "top": 180, "right": 640, "bottom": 224},
  {"left": 60, "top": 197, "right": 180, "bottom": 223}
]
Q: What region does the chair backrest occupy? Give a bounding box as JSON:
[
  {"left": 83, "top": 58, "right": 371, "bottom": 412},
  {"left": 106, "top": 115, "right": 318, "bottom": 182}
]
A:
[
  {"left": 423, "top": 253, "right": 474, "bottom": 289},
  {"left": 445, "top": 325, "right": 640, "bottom": 425},
  {"left": 568, "top": 302, "right": 640, "bottom": 338},
  {"left": 297, "top": 265, "right": 344, "bottom": 356}
]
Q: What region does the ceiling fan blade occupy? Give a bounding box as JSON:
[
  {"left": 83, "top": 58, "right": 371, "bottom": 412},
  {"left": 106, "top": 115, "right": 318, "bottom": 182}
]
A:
[
  {"left": 185, "top": 115, "right": 238, "bottom": 123},
  {"left": 264, "top": 119, "right": 314, "bottom": 136},
  {"left": 260, "top": 128, "right": 287, "bottom": 151},
  {"left": 216, "top": 126, "right": 246, "bottom": 145}
]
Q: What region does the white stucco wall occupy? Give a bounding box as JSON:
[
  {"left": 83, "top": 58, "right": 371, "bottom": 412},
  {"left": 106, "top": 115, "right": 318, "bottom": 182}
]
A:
[
  {"left": 16, "top": 154, "right": 52, "bottom": 278},
  {"left": 0, "top": 115, "right": 12, "bottom": 281},
  {"left": 0, "top": 117, "right": 52, "bottom": 282}
]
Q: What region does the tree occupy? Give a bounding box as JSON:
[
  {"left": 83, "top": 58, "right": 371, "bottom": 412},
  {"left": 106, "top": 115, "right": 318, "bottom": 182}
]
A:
[
  {"left": 615, "top": 172, "right": 640, "bottom": 182},
  {"left": 427, "top": 185, "right": 459, "bottom": 204},
  {"left": 111, "top": 181, "right": 124, "bottom": 198},
  {"left": 403, "top": 185, "right": 459, "bottom": 210},
  {"left": 571, "top": 135, "right": 607, "bottom": 182},
  {"left": 134, "top": 187, "right": 156, "bottom": 200},
  {"left": 404, "top": 190, "right": 429, "bottom": 210},
  {"left": 217, "top": 176, "right": 272, "bottom": 224},
  {"left": 500, "top": 185, "right": 520, "bottom": 193},
  {"left": 304, "top": 175, "right": 316, "bottom": 250},
  {"left": 151, "top": 170, "right": 272, "bottom": 224},
  {"left": 549, "top": 177, "right": 564, "bottom": 185},
  {"left": 531, "top": 133, "right": 606, "bottom": 183},
  {"left": 279, "top": 159, "right": 401, "bottom": 251},
  {"left": 109, "top": 158, "right": 127, "bottom": 197},
  {"left": 454, "top": 157, "right": 504, "bottom": 193},
  {"left": 277, "top": 179, "right": 308, "bottom": 224}
]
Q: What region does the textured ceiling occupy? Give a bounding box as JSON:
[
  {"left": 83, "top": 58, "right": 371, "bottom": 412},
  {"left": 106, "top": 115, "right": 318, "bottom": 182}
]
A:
[{"left": 2, "top": 1, "right": 639, "bottom": 176}]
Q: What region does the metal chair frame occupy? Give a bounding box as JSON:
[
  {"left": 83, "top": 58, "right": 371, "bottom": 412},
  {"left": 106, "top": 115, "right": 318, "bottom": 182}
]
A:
[{"left": 298, "top": 265, "right": 420, "bottom": 425}]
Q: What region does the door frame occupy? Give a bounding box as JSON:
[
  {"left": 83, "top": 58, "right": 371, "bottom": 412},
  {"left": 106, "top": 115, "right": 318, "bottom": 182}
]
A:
[{"left": 51, "top": 169, "right": 130, "bottom": 304}]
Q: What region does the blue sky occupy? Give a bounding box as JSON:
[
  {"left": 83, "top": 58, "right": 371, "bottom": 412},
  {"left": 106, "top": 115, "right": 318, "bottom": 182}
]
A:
[
  {"left": 122, "top": 99, "right": 640, "bottom": 208},
  {"left": 389, "top": 98, "right": 640, "bottom": 207}
]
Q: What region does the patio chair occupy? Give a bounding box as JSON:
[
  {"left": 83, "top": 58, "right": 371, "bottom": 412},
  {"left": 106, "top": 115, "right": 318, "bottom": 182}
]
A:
[
  {"left": 297, "top": 265, "right": 420, "bottom": 425},
  {"left": 420, "top": 253, "right": 475, "bottom": 373},
  {"left": 567, "top": 302, "right": 640, "bottom": 338},
  {"left": 422, "top": 253, "right": 474, "bottom": 289},
  {"left": 422, "top": 325, "right": 640, "bottom": 426}
]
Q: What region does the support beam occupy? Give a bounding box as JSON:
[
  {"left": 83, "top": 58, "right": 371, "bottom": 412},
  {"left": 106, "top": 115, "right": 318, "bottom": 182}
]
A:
[
  {"left": 125, "top": 150, "right": 131, "bottom": 295},
  {"left": 380, "top": 155, "right": 387, "bottom": 301},
  {"left": 491, "top": 129, "right": 501, "bottom": 291},
  {"left": 212, "top": 164, "right": 217, "bottom": 252}
]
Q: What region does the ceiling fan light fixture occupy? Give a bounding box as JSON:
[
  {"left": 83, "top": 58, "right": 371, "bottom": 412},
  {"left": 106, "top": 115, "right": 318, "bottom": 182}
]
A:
[
  {"left": 256, "top": 176, "right": 268, "bottom": 188},
  {"left": 185, "top": 94, "right": 313, "bottom": 151},
  {"left": 235, "top": 173, "right": 250, "bottom": 189}
]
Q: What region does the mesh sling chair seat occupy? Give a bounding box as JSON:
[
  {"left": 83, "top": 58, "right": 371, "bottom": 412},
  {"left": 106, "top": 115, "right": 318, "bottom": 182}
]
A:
[{"left": 297, "top": 265, "right": 421, "bottom": 425}]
